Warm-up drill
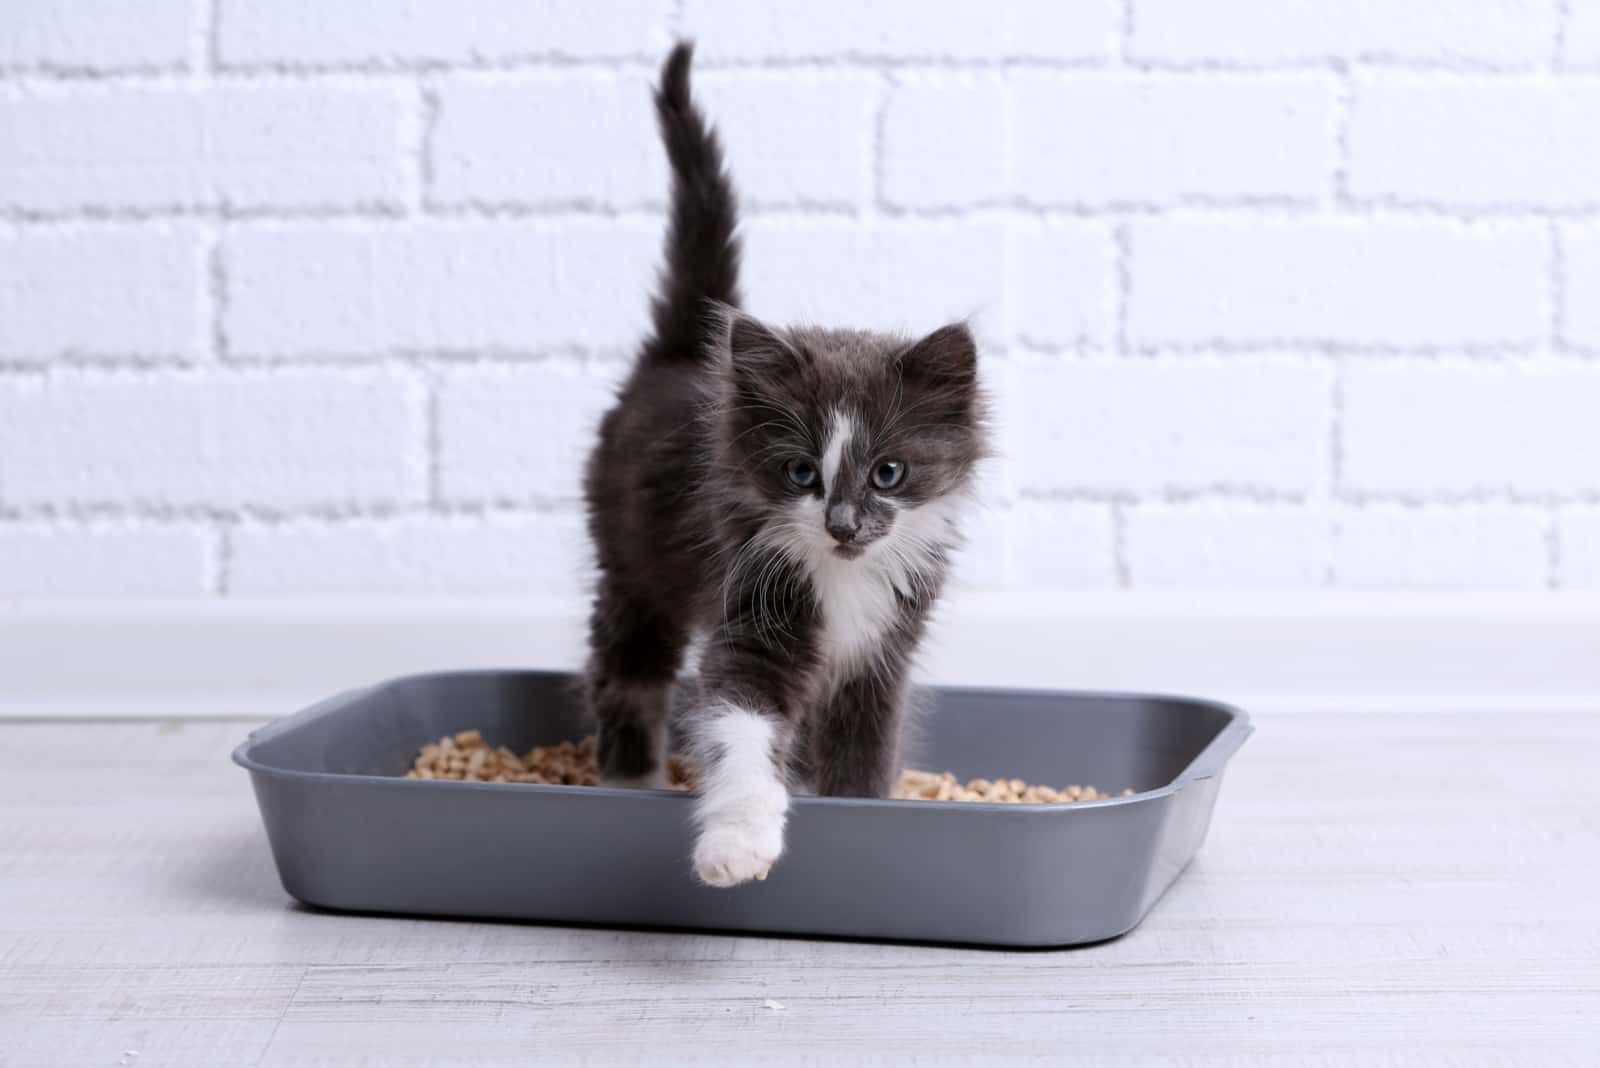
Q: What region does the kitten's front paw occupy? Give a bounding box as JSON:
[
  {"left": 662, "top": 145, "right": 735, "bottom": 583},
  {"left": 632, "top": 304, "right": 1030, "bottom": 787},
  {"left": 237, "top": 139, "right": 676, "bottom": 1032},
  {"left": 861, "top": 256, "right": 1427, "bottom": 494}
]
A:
[{"left": 693, "top": 817, "right": 784, "bottom": 887}]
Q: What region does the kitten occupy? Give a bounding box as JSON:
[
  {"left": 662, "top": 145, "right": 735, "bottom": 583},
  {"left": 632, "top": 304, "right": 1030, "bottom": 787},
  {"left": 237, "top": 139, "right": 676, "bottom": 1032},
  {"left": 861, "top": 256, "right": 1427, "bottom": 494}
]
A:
[{"left": 583, "top": 42, "right": 988, "bottom": 887}]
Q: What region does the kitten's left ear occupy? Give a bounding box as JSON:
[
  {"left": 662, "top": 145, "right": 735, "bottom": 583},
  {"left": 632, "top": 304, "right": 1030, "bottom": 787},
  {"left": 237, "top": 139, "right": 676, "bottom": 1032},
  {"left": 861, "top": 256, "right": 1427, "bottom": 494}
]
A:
[
  {"left": 727, "top": 313, "right": 806, "bottom": 380},
  {"left": 900, "top": 322, "right": 978, "bottom": 390}
]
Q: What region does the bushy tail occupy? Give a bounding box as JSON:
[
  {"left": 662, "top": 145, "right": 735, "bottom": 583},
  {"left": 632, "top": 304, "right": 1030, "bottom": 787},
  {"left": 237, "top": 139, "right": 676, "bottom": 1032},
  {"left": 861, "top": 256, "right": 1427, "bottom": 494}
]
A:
[{"left": 643, "top": 42, "right": 742, "bottom": 365}]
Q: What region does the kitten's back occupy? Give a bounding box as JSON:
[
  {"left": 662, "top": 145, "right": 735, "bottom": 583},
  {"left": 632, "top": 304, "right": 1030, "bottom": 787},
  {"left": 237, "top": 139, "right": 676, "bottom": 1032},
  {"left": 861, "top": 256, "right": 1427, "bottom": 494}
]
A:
[{"left": 584, "top": 43, "right": 741, "bottom": 617}]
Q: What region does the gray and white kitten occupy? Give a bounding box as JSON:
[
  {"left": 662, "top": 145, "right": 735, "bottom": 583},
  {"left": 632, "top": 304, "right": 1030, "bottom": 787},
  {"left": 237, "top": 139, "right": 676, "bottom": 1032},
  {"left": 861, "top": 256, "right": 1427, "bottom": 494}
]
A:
[{"left": 583, "top": 43, "right": 988, "bottom": 887}]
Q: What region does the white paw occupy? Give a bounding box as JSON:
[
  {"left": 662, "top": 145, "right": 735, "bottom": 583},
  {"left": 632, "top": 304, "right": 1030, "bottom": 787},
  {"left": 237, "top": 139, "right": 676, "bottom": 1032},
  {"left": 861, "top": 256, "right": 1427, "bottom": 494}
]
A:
[{"left": 693, "top": 815, "right": 785, "bottom": 887}]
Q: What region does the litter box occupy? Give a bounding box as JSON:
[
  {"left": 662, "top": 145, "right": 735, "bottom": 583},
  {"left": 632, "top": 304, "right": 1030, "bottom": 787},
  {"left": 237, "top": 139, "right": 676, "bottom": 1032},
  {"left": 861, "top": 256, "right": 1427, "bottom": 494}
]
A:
[{"left": 234, "top": 670, "right": 1251, "bottom": 948}]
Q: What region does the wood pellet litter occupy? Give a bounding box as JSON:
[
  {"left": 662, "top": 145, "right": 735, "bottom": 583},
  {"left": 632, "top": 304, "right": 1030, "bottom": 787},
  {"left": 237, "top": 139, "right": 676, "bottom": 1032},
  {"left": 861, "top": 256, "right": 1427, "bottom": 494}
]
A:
[{"left": 406, "top": 730, "right": 1131, "bottom": 803}]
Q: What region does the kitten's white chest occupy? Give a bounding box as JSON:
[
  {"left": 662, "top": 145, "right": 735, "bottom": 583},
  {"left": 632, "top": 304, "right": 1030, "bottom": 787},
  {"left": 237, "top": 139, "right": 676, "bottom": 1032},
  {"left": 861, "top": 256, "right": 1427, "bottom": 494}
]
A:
[{"left": 808, "top": 553, "right": 901, "bottom": 685}]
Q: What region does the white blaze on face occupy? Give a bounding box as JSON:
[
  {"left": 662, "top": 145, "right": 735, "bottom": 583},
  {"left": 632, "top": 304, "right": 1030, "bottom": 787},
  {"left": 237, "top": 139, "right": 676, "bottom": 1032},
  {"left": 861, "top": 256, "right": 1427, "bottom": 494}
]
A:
[
  {"left": 784, "top": 406, "right": 888, "bottom": 682},
  {"left": 775, "top": 406, "right": 965, "bottom": 692},
  {"left": 819, "top": 406, "right": 856, "bottom": 496}
]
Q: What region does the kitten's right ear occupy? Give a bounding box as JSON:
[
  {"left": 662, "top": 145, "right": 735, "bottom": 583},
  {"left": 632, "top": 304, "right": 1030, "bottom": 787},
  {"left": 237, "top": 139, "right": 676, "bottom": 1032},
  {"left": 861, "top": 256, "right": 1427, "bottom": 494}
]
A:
[
  {"left": 899, "top": 322, "right": 978, "bottom": 391},
  {"left": 727, "top": 313, "right": 805, "bottom": 379}
]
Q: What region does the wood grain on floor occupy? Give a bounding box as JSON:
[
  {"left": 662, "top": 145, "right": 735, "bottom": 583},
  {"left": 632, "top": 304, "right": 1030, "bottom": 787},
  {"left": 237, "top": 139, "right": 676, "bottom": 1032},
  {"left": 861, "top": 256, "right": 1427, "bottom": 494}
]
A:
[{"left": 0, "top": 711, "right": 1596, "bottom": 1066}]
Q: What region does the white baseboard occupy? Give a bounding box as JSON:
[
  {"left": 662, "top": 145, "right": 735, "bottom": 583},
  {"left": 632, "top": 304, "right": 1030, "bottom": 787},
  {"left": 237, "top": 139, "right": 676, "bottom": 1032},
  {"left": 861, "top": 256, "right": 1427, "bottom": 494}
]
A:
[{"left": 2, "top": 592, "right": 1598, "bottom": 719}]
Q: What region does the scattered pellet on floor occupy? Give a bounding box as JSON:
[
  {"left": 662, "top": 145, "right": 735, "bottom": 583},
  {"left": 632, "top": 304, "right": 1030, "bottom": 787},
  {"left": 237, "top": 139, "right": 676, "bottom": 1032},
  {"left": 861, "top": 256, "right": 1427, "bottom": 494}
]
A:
[{"left": 406, "top": 729, "right": 1132, "bottom": 802}]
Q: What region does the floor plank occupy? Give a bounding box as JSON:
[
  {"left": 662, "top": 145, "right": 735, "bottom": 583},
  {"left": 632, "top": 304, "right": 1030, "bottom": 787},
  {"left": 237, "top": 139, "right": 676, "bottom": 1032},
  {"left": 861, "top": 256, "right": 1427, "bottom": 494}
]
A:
[{"left": 0, "top": 712, "right": 1596, "bottom": 1066}]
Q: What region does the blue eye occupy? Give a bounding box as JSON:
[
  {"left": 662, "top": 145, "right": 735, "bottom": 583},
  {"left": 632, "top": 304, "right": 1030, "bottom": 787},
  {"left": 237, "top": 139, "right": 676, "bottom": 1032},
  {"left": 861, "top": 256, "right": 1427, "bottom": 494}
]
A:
[
  {"left": 872, "top": 460, "right": 907, "bottom": 490},
  {"left": 785, "top": 458, "right": 819, "bottom": 489}
]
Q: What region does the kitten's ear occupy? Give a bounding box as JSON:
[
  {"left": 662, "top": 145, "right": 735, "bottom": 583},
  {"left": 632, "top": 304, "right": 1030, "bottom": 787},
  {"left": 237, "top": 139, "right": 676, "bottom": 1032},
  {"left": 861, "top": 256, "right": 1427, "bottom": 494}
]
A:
[
  {"left": 900, "top": 322, "right": 978, "bottom": 390},
  {"left": 727, "top": 313, "right": 804, "bottom": 379}
]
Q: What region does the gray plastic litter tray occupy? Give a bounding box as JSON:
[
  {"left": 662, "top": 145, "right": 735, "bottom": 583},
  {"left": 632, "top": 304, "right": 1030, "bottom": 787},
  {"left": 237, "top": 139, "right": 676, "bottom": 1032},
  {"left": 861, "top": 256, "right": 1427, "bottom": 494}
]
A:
[{"left": 234, "top": 670, "right": 1251, "bottom": 948}]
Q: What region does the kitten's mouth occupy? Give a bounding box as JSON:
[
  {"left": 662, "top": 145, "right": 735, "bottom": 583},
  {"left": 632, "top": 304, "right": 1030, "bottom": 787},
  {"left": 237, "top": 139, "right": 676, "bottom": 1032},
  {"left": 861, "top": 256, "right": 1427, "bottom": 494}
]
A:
[{"left": 831, "top": 544, "right": 866, "bottom": 560}]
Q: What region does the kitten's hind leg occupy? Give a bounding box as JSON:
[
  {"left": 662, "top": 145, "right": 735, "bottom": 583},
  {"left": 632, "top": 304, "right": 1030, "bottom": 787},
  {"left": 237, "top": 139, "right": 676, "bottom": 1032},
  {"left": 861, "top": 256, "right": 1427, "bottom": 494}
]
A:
[{"left": 585, "top": 582, "right": 686, "bottom": 790}]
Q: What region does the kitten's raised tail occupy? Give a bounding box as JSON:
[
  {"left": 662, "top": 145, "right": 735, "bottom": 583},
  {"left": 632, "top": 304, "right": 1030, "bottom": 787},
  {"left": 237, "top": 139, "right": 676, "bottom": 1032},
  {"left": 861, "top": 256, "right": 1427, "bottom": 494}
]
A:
[{"left": 644, "top": 42, "right": 743, "bottom": 365}]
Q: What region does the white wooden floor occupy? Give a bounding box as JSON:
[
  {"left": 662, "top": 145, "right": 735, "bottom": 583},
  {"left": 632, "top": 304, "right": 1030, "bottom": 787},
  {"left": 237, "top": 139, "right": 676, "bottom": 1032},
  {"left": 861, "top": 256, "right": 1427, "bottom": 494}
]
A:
[{"left": 1, "top": 710, "right": 1597, "bottom": 1067}]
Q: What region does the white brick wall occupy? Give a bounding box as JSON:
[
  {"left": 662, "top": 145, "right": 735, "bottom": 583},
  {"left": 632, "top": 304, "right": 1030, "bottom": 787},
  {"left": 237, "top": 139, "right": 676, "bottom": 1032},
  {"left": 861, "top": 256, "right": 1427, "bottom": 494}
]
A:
[
  {"left": 1011, "top": 221, "right": 1116, "bottom": 348},
  {"left": 0, "top": 371, "right": 426, "bottom": 510},
  {"left": 679, "top": 0, "right": 1118, "bottom": 61},
  {"left": 0, "top": 226, "right": 205, "bottom": 360},
  {"left": 1126, "top": 0, "right": 1559, "bottom": 67},
  {"left": 0, "top": 0, "right": 192, "bottom": 75},
  {"left": 224, "top": 222, "right": 658, "bottom": 357},
  {"left": 741, "top": 218, "right": 1010, "bottom": 344},
  {"left": 0, "top": 523, "right": 213, "bottom": 595},
  {"left": 430, "top": 75, "right": 661, "bottom": 210},
  {"left": 881, "top": 74, "right": 1009, "bottom": 208},
  {"left": 1569, "top": 3, "right": 1600, "bottom": 67},
  {"left": 1128, "top": 219, "right": 1549, "bottom": 349},
  {"left": 216, "top": 0, "right": 669, "bottom": 69},
  {"left": 2, "top": 2, "right": 1596, "bottom": 596},
  {"left": 436, "top": 363, "right": 619, "bottom": 506},
  {"left": 1016, "top": 359, "right": 1331, "bottom": 495},
  {"left": 1559, "top": 510, "right": 1600, "bottom": 588},
  {"left": 1342, "top": 363, "right": 1600, "bottom": 497},
  {"left": 0, "top": 84, "right": 409, "bottom": 215},
  {"left": 1009, "top": 73, "right": 1337, "bottom": 206},
  {"left": 1332, "top": 507, "right": 1550, "bottom": 589},
  {"left": 1006, "top": 502, "right": 1118, "bottom": 589},
  {"left": 1346, "top": 76, "right": 1600, "bottom": 208},
  {"left": 228, "top": 513, "right": 587, "bottom": 594},
  {"left": 1126, "top": 506, "right": 1330, "bottom": 588},
  {"left": 700, "top": 73, "right": 877, "bottom": 210},
  {"left": 1562, "top": 225, "right": 1600, "bottom": 351}
]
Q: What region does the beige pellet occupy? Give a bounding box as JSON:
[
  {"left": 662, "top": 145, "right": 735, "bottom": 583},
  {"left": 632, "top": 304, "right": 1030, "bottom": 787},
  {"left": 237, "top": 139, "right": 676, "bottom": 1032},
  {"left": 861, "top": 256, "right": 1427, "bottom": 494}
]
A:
[{"left": 405, "top": 730, "right": 1131, "bottom": 804}]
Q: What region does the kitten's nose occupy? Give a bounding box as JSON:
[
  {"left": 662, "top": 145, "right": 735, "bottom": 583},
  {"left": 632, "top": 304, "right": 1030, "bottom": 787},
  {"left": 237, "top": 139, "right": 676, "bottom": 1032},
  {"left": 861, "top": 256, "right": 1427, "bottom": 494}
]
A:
[{"left": 826, "top": 503, "right": 860, "bottom": 544}]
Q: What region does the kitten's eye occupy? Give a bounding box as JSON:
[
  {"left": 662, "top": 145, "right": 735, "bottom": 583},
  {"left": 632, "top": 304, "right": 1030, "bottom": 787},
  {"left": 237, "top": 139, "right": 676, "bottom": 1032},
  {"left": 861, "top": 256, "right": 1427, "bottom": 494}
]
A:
[
  {"left": 784, "top": 458, "right": 819, "bottom": 489},
  {"left": 871, "top": 460, "right": 907, "bottom": 490}
]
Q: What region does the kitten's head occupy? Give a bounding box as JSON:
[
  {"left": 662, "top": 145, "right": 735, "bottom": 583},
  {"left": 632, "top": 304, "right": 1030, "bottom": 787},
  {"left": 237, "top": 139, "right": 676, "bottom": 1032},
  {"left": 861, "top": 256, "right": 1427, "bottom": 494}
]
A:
[{"left": 714, "top": 313, "right": 988, "bottom": 580}]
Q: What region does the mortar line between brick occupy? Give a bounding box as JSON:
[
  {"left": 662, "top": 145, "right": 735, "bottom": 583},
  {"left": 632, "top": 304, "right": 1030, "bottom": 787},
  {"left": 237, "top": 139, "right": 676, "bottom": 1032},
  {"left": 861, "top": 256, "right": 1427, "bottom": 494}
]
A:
[
  {"left": 11, "top": 346, "right": 1588, "bottom": 376},
  {"left": 9, "top": 200, "right": 1600, "bottom": 229},
  {"left": 1325, "top": 505, "right": 1343, "bottom": 587},
  {"left": 11, "top": 54, "right": 1581, "bottom": 85},
  {"left": 0, "top": 500, "right": 588, "bottom": 526},
  {"left": 206, "top": 232, "right": 228, "bottom": 361},
  {"left": 5, "top": 491, "right": 1594, "bottom": 529},
  {"left": 1112, "top": 220, "right": 1132, "bottom": 355},
  {"left": 1027, "top": 485, "right": 1600, "bottom": 508},
  {"left": 1545, "top": 508, "right": 1563, "bottom": 589},
  {"left": 0, "top": 348, "right": 630, "bottom": 375},
  {"left": 1329, "top": 355, "right": 1347, "bottom": 501},
  {"left": 425, "top": 369, "right": 444, "bottom": 506},
  {"left": 1550, "top": 220, "right": 1567, "bottom": 351},
  {"left": 1330, "top": 62, "right": 1354, "bottom": 206},
  {"left": 1110, "top": 502, "right": 1131, "bottom": 587},
  {"left": 190, "top": 0, "right": 218, "bottom": 80},
  {"left": 866, "top": 69, "right": 893, "bottom": 221},
  {"left": 213, "top": 521, "right": 234, "bottom": 594},
  {"left": 1325, "top": 355, "right": 1348, "bottom": 587},
  {"left": 1554, "top": 0, "right": 1574, "bottom": 71},
  {"left": 413, "top": 83, "right": 440, "bottom": 216},
  {"left": 193, "top": 0, "right": 224, "bottom": 358},
  {"left": 1114, "top": 0, "right": 1134, "bottom": 65}
]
